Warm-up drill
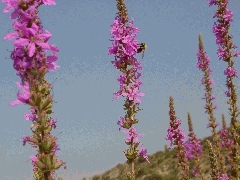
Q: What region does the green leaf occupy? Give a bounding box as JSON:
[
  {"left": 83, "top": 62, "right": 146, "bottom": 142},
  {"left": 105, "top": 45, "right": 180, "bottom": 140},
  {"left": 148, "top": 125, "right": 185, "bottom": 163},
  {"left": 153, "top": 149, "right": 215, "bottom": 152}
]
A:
[
  {"left": 30, "top": 70, "right": 38, "bottom": 75},
  {"left": 46, "top": 110, "right": 53, "bottom": 114},
  {"left": 40, "top": 88, "right": 46, "bottom": 95}
]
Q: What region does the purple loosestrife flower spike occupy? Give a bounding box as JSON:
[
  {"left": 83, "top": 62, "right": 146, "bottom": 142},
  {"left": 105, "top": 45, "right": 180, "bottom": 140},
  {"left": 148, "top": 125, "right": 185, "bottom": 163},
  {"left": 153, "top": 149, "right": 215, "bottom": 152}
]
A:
[
  {"left": 108, "top": 1, "right": 149, "bottom": 179},
  {"left": 183, "top": 112, "right": 205, "bottom": 179},
  {"left": 206, "top": 139, "right": 220, "bottom": 180},
  {"left": 219, "top": 113, "right": 233, "bottom": 179},
  {"left": 165, "top": 96, "right": 190, "bottom": 180},
  {"left": 2, "top": 0, "right": 65, "bottom": 179},
  {"left": 196, "top": 32, "right": 227, "bottom": 178},
  {"left": 208, "top": 0, "right": 240, "bottom": 178},
  {"left": 220, "top": 113, "right": 233, "bottom": 152}
]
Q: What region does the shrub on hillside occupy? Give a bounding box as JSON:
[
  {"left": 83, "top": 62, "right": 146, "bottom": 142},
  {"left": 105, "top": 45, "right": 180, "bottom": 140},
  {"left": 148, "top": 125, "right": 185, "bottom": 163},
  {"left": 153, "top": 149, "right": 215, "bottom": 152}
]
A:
[{"left": 143, "top": 173, "right": 163, "bottom": 180}]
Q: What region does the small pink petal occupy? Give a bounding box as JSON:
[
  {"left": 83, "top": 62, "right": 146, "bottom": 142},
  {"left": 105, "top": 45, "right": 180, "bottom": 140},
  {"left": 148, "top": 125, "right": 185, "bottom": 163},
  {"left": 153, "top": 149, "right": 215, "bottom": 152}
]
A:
[
  {"left": 28, "top": 42, "right": 36, "bottom": 57},
  {"left": 14, "top": 38, "right": 29, "bottom": 48},
  {"left": 42, "top": 0, "right": 56, "bottom": 5},
  {"left": 4, "top": 32, "right": 19, "bottom": 40},
  {"left": 9, "top": 99, "right": 24, "bottom": 106}
]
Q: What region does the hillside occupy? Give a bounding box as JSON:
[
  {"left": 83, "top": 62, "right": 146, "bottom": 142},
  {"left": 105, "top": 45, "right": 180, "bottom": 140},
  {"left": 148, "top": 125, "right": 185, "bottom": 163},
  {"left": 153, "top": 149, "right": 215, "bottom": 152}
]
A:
[{"left": 82, "top": 125, "right": 240, "bottom": 180}]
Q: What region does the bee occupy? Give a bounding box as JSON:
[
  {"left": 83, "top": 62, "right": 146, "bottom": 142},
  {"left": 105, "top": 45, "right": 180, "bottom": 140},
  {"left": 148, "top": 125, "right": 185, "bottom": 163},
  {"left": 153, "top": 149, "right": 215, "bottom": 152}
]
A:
[{"left": 137, "top": 43, "right": 147, "bottom": 59}]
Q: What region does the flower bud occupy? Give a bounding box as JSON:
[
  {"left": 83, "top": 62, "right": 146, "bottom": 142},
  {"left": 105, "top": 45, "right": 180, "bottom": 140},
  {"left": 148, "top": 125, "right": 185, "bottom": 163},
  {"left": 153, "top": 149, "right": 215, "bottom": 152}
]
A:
[
  {"left": 28, "top": 98, "right": 36, "bottom": 107},
  {"left": 46, "top": 109, "right": 53, "bottom": 114},
  {"left": 28, "top": 137, "right": 39, "bottom": 144},
  {"left": 20, "top": 3, "right": 28, "bottom": 10},
  {"left": 46, "top": 155, "right": 52, "bottom": 170},
  {"left": 35, "top": 160, "right": 44, "bottom": 171},
  {"left": 51, "top": 154, "right": 57, "bottom": 168},
  {"left": 123, "top": 121, "right": 131, "bottom": 129},
  {"left": 39, "top": 87, "right": 47, "bottom": 95},
  {"left": 125, "top": 146, "right": 139, "bottom": 161},
  {"left": 54, "top": 160, "right": 65, "bottom": 170},
  {"left": 125, "top": 141, "right": 131, "bottom": 146},
  {"left": 39, "top": 96, "right": 53, "bottom": 111},
  {"left": 45, "top": 126, "right": 53, "bottom": 134},
  {"left": 33, "top": 169, "right": 42, "bottom": 180},
  {"left": 42, "top": 136, "right": 55, "bottom": 152},
  {"left": 30, "top": 123, "right": 35, "bottom": 130},
  {"left": 35, "top": 93, "right": 42, "bottom": 107}
]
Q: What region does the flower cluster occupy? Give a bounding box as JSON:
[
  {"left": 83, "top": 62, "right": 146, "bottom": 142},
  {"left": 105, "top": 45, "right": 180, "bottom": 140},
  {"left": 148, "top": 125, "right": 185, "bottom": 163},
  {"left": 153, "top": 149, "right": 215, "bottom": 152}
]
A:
[
  {"left": 165, "top": 0, "right": 240, "bottom": 179},
  {"left": 108, "top": 0, "right": 149, "bottom": 179},
  {"left": 2, "top": 0, "right": 66, "bottom": 179},
  {"left": 4, "top": 0, "right": 240, "bottom": 179}
]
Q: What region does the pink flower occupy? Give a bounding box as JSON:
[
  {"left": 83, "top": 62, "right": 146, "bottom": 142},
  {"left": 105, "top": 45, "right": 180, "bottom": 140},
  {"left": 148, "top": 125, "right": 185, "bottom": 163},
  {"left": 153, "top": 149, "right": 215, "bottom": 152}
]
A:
[
  {"left": 42, "top": 0, "right": 56, "bottom": 6},
  {"left": 29, "top": 154, "right": 38, "bottom": 164},
  {"left": 9, "top": 82, "right": 31, "bottom": 106},
  {"left": 2, "top": 0, "right": 56, "bottom": 14},
  {"left": 206, "top": 121, "right": 219, "bottom": 129},
  {"left": 122, "top": 126, "right": 145, "bottom": 143},
  {"left": 166, "top": 118, "right": 187, "bottom": 149},
  {"left": 219, "top": 173, "right": 229, "bottom": 180},
  {"left": 24, "top": 112, "right": 36, "bottom": 122},
  {"left": 1, "top": 0, "right": 28, "bottom": 13},
  {"left": 13, "top": 23, "right": 52, "bottom": 57},
  {"left": 121, "top": 85, "right": 145, "bottom": 104},
  {"left": 138, "top": 144, "right": 150, "bottom": 163},
  {"left": 52, "top": 142, "right": 60, "bottom": 151},
  {"left": 117, "top": 116, "right": 125, "bottom": 131},
  {"left": 50, "top": 118, "right": 58, "bottom": 129},
  {"left": 46, "top": 54, "right": 61, "bottom": 71},
  {"left": 224, "top": 67, "right": 238, "bottom": 78},
  {"left": 21, "top": 135, "right": 30, "bottom": 146}
]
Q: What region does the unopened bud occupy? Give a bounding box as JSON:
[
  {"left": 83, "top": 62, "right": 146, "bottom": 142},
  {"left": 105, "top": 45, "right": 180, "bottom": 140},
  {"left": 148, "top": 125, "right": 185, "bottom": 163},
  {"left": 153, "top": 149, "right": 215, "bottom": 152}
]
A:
[{"left": 30, "top": 123, "right": 35, "bottom": 130}]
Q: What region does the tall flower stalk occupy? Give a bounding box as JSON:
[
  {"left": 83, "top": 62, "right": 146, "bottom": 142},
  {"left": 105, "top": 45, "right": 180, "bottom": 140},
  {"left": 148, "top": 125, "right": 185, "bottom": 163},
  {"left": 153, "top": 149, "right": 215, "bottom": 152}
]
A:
[
  {"left": 208, "top": 0, "right": 240, "bottom": 178},
  {"left": 108, "top": 0, "right": 150, "bottom": 179},
  {"left": 166, "top": 0, "right": 240, "bottom": 179},
  {"left": 196, "top": 32, "right": 227, "bottom": 179},
  {"left": 165, "top": 96, "right": 190, "bottom": 180},
  {"left": 219, "top": 113, "right": 234, "bottom": 178},
  {"left": 2, "top": 0, "right": 66, "bottom": 179},
  {"left": 184, "top": 112, "right": 205, "bottom": 179}
]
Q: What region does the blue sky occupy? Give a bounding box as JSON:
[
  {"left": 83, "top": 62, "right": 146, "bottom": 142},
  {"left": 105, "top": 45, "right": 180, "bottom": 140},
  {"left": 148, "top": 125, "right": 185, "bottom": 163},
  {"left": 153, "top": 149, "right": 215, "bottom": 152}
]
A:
[{"left": 1, "top": 0, "right": 240, "bottom": 179}]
